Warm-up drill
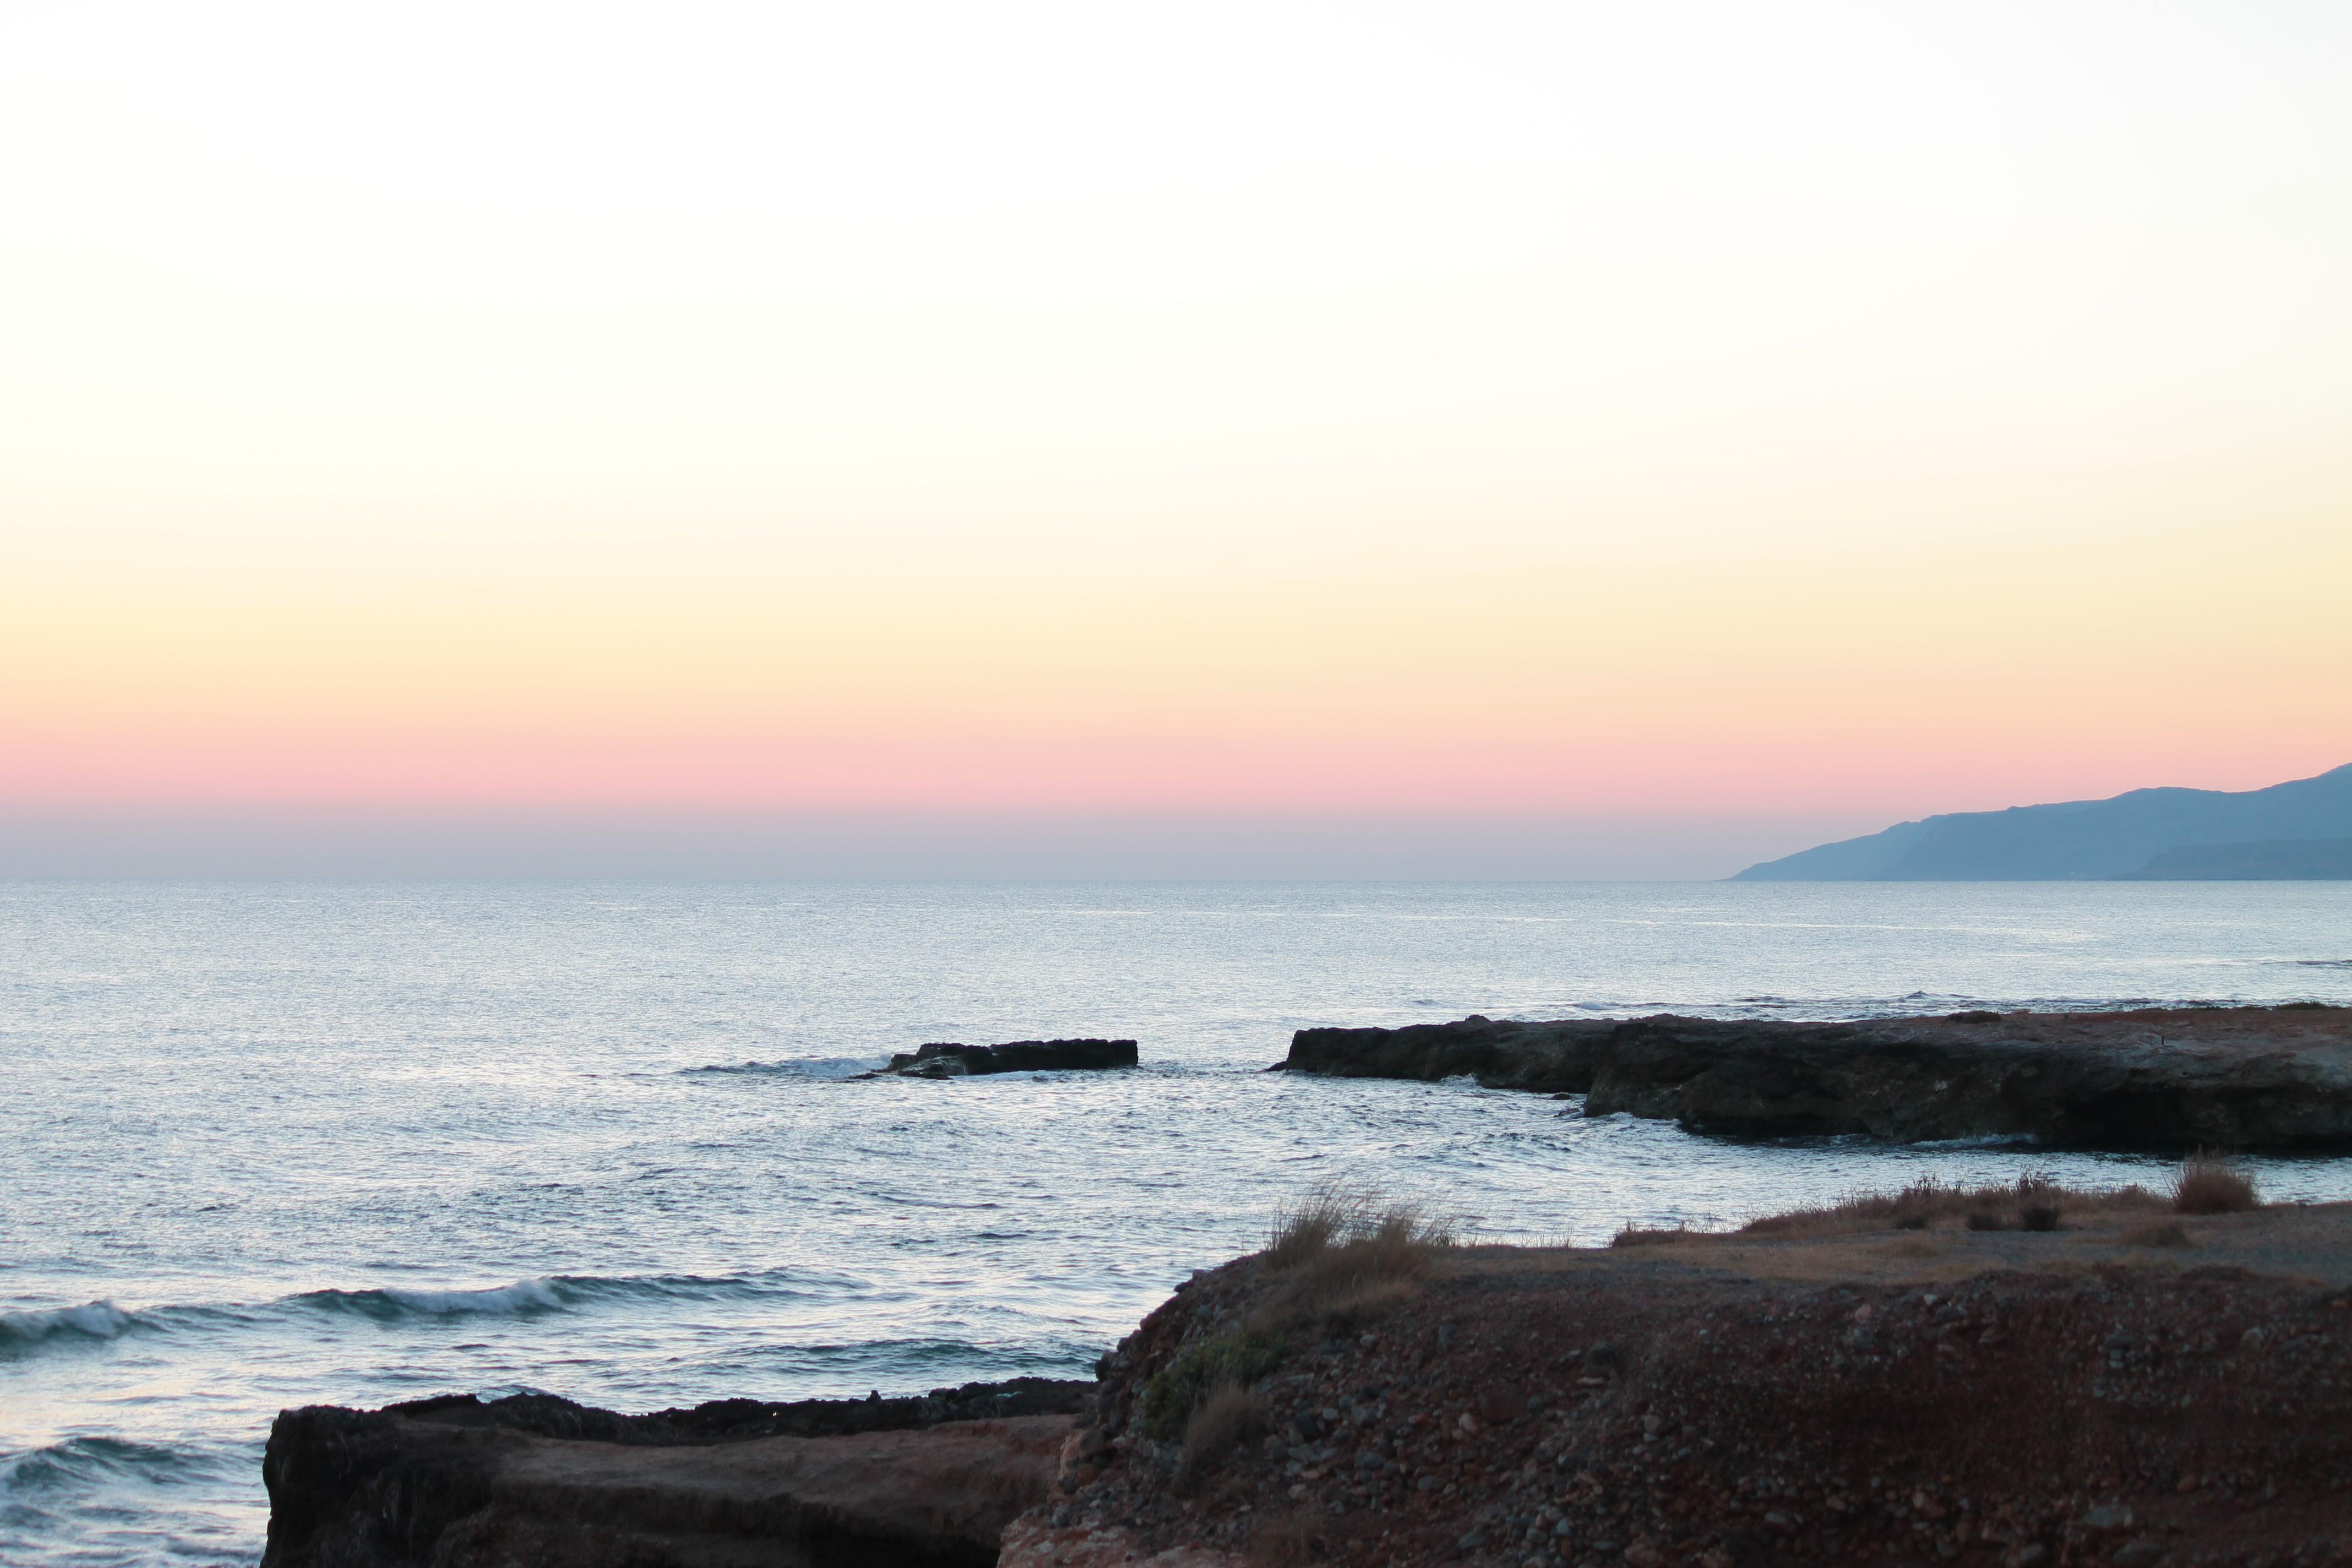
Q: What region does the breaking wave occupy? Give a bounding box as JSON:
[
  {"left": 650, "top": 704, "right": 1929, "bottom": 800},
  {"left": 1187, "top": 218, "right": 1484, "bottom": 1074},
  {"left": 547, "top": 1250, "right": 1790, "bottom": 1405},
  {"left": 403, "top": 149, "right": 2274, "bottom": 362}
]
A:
[
  {"left": 678, "top": 1055, "right": 883, "bottom": 1079},
  {"left": 0, "top": 1434, "right": 236, "bottom": 1496},
  {"left": 0, "top": 1302, "right": 141, "bottom": 1355},
  {"left": 1, "top": 1271, "right": 844, "bottom": 1360},
  {"left": 290, "top": 1269, "right": 840, "bottom": 1321}
]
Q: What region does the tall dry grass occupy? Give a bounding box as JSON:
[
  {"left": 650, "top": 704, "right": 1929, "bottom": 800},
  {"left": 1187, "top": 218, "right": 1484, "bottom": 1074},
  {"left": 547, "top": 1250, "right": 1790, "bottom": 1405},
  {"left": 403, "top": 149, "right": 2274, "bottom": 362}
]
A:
[
  {"left": 1253, "top": 1179, "right": 1456, "bottom": 1336},
  {"left": 2172, "top": 1155, "right": 2258, "bottom": 1215}
]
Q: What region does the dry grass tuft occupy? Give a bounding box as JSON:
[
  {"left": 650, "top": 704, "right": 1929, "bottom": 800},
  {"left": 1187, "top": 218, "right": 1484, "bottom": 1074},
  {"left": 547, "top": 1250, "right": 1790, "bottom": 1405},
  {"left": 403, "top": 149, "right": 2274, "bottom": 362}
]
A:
[
  {"left": 1180, "top": 1382, "right": 1261, "bottom": 1479},
  {"left": 2173, "top": 1155, "right": 2258, "bottom": 1216},
  {"left": 1264, "top": 1182, "right": 1364, "bottom": 1271},
  {"left": 1740, "top": 1172, "right": 2165, "bottom": 1239},
  {"left": 1246, "top": 1509, "right": 1326, "bottom": 1566},
  {"left": 1253, "top": 1179, "right": 1455, "bottom": 1335},
  {"left": 1610, "top": 1224, "right": 1695, "bottom": 1248},
  {"left": 2122, "top": 1219, "right": 2193, "bottom": 1248}
]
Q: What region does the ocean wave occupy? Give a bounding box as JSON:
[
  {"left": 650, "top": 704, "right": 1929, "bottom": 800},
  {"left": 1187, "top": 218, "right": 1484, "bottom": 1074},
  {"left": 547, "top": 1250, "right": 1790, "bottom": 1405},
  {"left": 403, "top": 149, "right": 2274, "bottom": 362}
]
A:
[
  {"left": 0, "top": 1434, "right": 235, "bottom": 1495},
  {"left": 678, "top": 1055, "right": 883, "bottom": 1079},
  {"left": 4, "top": 1270, "right": 842, "bottom": 1360},
  {"left": 0, "top": 1302, "right": 141, "bottom": 1354},
  {"left": 290, "top": 1278, "right": 570, "bottom": 1319},
  {"left": 291, "top": 1269, "right": 839, "bottom": 1320}
]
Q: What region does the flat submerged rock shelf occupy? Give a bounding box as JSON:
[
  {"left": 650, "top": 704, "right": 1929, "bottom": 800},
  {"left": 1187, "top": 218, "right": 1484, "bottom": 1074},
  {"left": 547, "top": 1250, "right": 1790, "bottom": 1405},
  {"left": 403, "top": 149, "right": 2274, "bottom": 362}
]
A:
[
  {"left": 1280, "top": 1005, "right": 2352, "bottom": 1151},
  {"left": 863, "top": 1038, "right": 1141, "bottom": 1079}
]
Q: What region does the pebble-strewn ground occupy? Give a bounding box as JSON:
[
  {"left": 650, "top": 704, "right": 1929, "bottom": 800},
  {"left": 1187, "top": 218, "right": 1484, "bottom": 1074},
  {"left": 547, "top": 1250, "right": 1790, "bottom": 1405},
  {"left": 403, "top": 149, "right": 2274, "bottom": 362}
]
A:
[{"left": 1006, "top": 1208, "right": 2352, "bottom": 1568}]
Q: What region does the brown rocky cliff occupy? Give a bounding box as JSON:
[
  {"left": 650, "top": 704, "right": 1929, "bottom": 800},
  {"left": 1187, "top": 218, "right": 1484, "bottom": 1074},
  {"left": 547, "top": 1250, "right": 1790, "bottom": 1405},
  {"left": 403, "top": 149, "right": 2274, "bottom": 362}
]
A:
[{"left": 1016, "top": 1206, "right": 2352, "bottom": 1567}]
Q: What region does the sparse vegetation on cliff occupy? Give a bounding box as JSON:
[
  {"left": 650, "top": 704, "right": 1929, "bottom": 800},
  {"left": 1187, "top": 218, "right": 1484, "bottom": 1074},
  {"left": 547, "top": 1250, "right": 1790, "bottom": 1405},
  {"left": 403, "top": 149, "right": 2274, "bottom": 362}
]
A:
[
  {"left": 1728, "top": 1172, "right": 2166, "bottom": 1240},
  {"left": 1252, "top": 1182, "right": 1455, "bottom": 1336},
  {"left": 1016, "top": 1201, "right": 2352, "bottom": 1568}
]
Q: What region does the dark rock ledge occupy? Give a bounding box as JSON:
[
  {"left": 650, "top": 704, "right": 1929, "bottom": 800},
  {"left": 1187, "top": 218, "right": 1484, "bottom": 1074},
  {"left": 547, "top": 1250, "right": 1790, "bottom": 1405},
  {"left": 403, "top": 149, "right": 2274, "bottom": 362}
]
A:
[
  {"left": 1280, "top": 1005, "right": 2352, "bottom": 1151},
  {"left": 260, "top": 1379, "right": 1091, "bottom": 1567},
  {"left": 865, "top": 1038, "right": 1139, "bottom": 1078}
]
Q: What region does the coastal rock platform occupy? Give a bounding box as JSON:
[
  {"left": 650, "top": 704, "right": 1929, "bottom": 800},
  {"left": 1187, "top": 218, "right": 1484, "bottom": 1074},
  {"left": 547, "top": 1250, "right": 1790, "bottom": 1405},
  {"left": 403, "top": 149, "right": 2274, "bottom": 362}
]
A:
[
  {"left": 1282, "top": 1006, "right": 2352, "bottom": 1151},
  {"left": 259, "top": 1380, "right": 1090, "bottom": 1567}
]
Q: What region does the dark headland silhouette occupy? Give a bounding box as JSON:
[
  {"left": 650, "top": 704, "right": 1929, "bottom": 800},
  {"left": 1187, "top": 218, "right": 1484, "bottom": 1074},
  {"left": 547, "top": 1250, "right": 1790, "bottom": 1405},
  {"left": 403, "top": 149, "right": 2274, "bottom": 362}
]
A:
[{"left": 1734, "top": 763, "right": 2352, "bottom": 880}]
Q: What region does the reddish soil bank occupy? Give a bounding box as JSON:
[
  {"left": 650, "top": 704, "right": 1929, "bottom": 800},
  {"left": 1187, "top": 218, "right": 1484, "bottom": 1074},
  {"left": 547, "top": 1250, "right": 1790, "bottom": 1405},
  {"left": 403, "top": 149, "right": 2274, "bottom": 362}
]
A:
[{"left": 1011, "top": 1207, "right": 2352, "bottom": 1568}]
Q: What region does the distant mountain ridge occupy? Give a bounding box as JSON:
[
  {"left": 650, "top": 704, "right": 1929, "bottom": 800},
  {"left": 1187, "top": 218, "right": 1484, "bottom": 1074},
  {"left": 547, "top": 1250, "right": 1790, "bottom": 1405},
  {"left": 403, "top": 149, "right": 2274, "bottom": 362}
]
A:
[{"left": 1733, "top": 764, "right": 2352, "bottom": 881}]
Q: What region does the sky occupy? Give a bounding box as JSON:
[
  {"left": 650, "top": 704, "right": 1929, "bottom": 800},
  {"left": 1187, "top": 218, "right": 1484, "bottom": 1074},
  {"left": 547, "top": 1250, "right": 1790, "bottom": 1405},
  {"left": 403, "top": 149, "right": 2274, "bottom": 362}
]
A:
[{"left": 3, "top": 1, "right": 2348, "bottom": 877}]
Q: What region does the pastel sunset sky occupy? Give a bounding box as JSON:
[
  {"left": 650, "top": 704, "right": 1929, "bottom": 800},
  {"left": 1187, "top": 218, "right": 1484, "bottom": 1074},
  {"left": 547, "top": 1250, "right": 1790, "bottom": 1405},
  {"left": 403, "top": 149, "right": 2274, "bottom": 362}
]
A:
[{"left": 4, "top": 1, "right": 2347, "bottom": 875}]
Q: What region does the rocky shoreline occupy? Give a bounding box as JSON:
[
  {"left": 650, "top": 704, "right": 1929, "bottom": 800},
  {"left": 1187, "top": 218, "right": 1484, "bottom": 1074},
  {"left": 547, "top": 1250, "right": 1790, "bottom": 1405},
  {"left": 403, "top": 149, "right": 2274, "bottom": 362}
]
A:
[
  {"left": 1281, "top": 1005, "right": 2352, "bottom": 1151},
  {"left": 1017, "top": 1200, "right": 2352, "bottom": 1568},
  {"left": 259, "top": 1379, "right": 1092, "bottom": 1566},
  {"left": 263, "top": 1204, "right": 2352, "bottom": 1566}
]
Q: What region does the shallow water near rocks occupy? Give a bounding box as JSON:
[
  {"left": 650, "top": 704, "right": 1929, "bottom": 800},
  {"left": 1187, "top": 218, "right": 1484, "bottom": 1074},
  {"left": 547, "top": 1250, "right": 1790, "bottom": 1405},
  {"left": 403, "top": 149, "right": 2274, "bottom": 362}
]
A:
[{"left": 4, "top": 879, "right": 2350, "bottom": 1565}]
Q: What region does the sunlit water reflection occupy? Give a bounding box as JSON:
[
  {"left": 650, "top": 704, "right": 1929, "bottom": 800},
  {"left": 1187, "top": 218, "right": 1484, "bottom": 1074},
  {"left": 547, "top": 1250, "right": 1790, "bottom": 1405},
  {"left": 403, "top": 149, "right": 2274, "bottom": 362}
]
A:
[{"left": 4, "top": 880, "right": 2349, "bottom": 1564}]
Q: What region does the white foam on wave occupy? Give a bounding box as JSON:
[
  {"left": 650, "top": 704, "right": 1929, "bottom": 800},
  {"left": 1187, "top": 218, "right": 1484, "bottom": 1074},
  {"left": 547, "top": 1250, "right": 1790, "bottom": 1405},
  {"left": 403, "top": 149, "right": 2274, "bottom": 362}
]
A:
[
  {"left": 679, "top": 1055, "right": 883, "bottom": 1080},
  {"left": 386, "top": 1277, "right": 567, "bottom": 1315},
  {"left": 6, "top": 1271, "right": 819, "bottom": 1358},
  {"left": 297, "top": 1277, "right": 567, "bottom": 1319},
  {"left": 0, "top": 1301, "right": 139, "bottom": 1347}
]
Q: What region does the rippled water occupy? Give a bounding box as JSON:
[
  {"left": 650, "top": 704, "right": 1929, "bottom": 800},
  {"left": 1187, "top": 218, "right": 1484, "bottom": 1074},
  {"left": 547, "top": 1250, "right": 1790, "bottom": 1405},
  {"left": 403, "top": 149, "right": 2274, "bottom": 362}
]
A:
[{"left": 4, "top": 879, "right": 2350, "bottom": 1565}]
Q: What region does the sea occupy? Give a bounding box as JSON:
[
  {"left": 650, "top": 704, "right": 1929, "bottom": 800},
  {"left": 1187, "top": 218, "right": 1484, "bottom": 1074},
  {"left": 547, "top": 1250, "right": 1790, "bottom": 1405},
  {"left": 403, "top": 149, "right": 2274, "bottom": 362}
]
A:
[{"left": 4, "top": 879, "right": 2351, "bottom": 1565}]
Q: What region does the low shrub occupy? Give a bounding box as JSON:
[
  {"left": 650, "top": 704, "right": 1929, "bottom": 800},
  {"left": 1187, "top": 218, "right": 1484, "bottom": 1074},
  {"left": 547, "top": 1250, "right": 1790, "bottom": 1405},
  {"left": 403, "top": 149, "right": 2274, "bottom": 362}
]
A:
[
  {"left": 1180, "top": 1382, "right": 1261, "bottom": 1477},
  {"left": 2018, "top": 1203, "right": 2062, "bottom": 1232},
  {"left": 1610, "top": 1224, "right": 1693, "bottom": 1248},
  {"left": 1246, "top": 1509, "right": 1324, "bottom": 1566},
  {"left": 2173, "top": 1155, "right": 2258, "bottom": 1215},
  {"left": 1139, "top": 1333, "right": 1284, "bottom": 1441},
  {"left": 1740, "top": 1173, "right": 2160, "bottom": 1238},
  {"left": 2122, "top": 1219, "right": 2192, "bottom": 1248}
]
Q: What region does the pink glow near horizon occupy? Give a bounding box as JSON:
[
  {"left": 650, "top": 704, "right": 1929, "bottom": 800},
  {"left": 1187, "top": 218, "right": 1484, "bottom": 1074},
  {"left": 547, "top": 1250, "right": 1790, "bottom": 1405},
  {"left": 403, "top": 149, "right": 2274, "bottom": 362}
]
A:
[
  {"left": 4, "top": 724, "right": 2340, "bottom": 821},
  {"left": 4, "top": 2, "right": 2349, "bottom": 857}
]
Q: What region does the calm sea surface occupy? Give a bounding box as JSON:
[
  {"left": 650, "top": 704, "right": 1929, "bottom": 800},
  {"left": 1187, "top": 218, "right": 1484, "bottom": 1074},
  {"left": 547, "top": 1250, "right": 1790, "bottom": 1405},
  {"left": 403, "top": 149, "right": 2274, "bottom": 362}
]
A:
[{"left": 4, "top": 879, "right": 2350, "bottom": 1565}]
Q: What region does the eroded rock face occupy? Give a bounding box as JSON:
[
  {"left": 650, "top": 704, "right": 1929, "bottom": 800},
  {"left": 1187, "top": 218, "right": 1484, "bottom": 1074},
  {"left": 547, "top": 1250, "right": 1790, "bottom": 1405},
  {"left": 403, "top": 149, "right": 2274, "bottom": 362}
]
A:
[
  {"left": 1032, "top": 1214, "right": 2352, "bottom": 1567},
  {"left": 875, "top": 1039, "right": 1140, "bottom": 1077},
  {"left": 1282, "top": 1016, "right": 1615, "bottom": 1093},
  {"left": 261, "top": 1381, "right": 1089, "bottom": 1567},
  {"left": 1283, "top": 1006, "right": 2352, "bottom": 1150}
]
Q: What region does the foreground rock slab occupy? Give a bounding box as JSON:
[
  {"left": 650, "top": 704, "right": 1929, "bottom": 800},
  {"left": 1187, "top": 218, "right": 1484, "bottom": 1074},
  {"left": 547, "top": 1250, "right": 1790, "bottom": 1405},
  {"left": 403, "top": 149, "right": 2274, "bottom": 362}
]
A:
[
  {"left": 262, "top": 1380, "right": 1087, "bottom": 1567},
  {"left": 1283, "top": 1005, "right": 2352, "bottom": 1150}
]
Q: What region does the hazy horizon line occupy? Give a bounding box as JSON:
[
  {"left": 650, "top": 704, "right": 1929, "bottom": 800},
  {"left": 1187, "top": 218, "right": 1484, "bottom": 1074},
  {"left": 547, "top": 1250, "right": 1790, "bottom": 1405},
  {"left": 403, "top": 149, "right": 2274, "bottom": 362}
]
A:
[{"left": 0, "top": 806, "right": 1871, "bottom": 881}]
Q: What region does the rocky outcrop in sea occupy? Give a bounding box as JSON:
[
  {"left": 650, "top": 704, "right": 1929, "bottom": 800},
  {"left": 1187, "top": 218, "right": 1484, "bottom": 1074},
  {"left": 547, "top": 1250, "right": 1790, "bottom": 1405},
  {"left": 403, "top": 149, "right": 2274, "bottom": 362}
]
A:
[
  {"left": 1281, "top": 1005, "right": 2352, "bottom": 1151},
  {"left": 866, "top": 1038, "right": 1140, "bottom": 1078}
]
